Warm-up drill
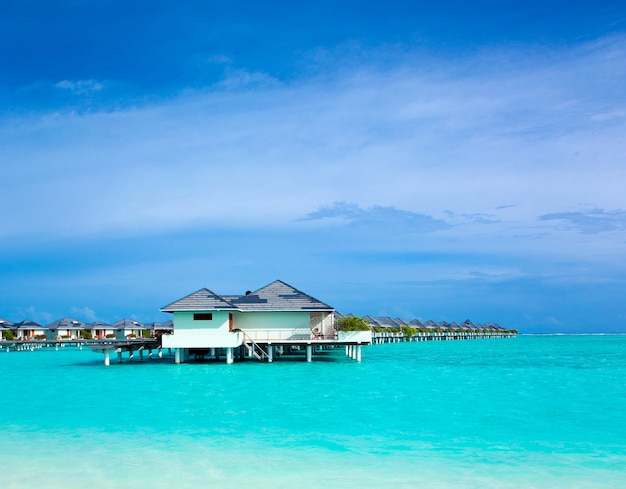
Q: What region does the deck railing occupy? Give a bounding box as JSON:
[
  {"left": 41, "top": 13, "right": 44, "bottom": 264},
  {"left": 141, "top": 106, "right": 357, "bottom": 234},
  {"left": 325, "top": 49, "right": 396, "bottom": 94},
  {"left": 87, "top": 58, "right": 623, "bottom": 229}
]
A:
[{"left": 240, "top": 328, "right": 338, "bottom": 342}]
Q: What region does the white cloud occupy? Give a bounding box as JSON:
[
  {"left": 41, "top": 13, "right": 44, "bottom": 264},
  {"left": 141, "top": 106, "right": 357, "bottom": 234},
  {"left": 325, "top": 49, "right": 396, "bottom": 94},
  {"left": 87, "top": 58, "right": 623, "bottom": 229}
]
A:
[
  {"left": 70, "top": 306, "right": 98, "bottom": 322},
  {"left": 205, "top": 54, "right": 232, "bottom": 64},
  {"left": 20, "top": 306, "right": 54, "bottom": 325},
  {"left": 55, "top": 79, "right": 104, "bottom": 94},
  {"left": 1, "top": 34, "right": 625, "bottom": 265},
  {"left": 215, "top": 68, "right": 280, "bottom": 90},
  {"left": 300, "top": 201, "right": 450, "bottom": 232}
]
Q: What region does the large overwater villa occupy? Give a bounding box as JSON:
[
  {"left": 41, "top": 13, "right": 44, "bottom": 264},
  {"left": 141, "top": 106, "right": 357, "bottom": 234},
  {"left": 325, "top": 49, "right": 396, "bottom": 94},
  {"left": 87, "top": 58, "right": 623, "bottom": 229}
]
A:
[{"left": 160, "top": 280, "right": 372, "bottom": 364}]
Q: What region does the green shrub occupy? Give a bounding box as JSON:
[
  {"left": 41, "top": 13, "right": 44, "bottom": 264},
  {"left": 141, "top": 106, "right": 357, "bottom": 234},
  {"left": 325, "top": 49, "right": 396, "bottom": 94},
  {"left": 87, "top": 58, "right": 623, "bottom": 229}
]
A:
[
  {"left": 141, "top": 330, "right": 152, "bottom": 338},
  {"left": 2, "top": 330, "right": 16, "bottom": 341},
  {"left": 106, "top": 333, "right": 116, "bottom": 339},
  {"left": 337, "top": 316, "right": 371, "bottom": 331},
  {"left": 401, "top": 326, "right": 418, "bottom": 338},
  {"left": 80, "top": 329, "right": 93, "bottom": 339}
]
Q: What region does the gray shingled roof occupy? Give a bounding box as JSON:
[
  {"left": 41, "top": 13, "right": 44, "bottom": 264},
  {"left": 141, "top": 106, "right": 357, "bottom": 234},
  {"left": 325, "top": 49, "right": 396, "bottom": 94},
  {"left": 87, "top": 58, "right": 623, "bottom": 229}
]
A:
[
  {"left": 162, "top": 281, "right": 333, "bottom": 313},
  {"left": 0, "top": 318, "right": 14, "bottom": 329},
  {"left": 161, "top": 288, "right": 239, "bottom": 312},
  {"left": 226, "top": 280, "right": 333, "bottom": 311},
  {"left": 14, "top": 320, "right": 44, "bottom": 329},
  {"left": 111, "top": 318, "right": 149, "bottom": 329},
  {"left": 364, "top": 316, "right": 400, "bottom": 328},
  {"left": 150, "top": 320, "right": 173, "bottom": 331},
  {"left": 46, "top": 317, "right": 85, "bottom": 330},
  {"left": 86, "top": 320, "right": 111, "bottom": 330}
]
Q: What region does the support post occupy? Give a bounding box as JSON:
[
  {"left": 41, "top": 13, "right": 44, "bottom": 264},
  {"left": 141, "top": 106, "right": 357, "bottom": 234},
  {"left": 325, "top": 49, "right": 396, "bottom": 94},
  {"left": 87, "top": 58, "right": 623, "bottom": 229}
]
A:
[
  {"left": 175, "top": 348, "right": 181, "bottom": 364},
  {"left": 158, "top": 347, "right": 163, "bottom": 358},
  {"left": 356, "top": 345, "right": 362, "bottom": 362},
  {"left": 306, "top": 344, "right": 312, "bottom": 362},
  {"left": 226, "top": 347, "right": 234, "bottom": 364},
  {"left": 268, "top": 345, "right": 274, "bottom": 363},
  {"left": 104, "top": 350, "right": 110, "bottom": 367}
]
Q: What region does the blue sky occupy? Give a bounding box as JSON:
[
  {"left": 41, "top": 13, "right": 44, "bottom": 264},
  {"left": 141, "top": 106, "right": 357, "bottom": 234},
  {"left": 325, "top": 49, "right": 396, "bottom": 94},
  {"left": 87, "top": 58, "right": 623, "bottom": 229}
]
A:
[{"left": 2, "top": 1, "right": 626, "bottom": 332}]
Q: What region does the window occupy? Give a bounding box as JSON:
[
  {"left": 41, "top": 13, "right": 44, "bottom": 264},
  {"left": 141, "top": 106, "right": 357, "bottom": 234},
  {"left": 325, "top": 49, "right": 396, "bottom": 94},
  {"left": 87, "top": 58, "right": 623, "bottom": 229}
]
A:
[{"left": 193, "top": 313, "right": 213, "bottom": 321}]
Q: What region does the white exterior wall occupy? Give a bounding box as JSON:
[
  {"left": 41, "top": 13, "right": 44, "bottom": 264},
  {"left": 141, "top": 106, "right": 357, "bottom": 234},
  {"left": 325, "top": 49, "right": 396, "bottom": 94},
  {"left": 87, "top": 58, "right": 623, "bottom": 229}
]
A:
[
  {"left": 18, "top": 329, "right": 46, "bottom": 339},
  {"left": 162, "top": 311, "right": 242, "bottom": 348},
  {"left": 338, "top": 331, "right": 373, "bottom": 343},
  {"left": 233, "top": 311, "right": 313, "bottom": 341},
  {"left": 95, "top": 329, "right": 115, "bottom": 338}
]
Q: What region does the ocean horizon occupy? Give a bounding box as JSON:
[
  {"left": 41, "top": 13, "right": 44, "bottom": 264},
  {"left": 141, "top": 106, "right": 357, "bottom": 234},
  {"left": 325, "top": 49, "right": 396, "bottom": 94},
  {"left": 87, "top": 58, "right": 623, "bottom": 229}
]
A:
[{"left": 1, "top": 334, "right": 624, "bottom": 488}]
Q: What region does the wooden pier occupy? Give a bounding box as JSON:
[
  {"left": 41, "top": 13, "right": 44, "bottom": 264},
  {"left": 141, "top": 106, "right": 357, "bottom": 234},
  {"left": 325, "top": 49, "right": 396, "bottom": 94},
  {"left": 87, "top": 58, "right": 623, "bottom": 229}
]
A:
[
  {"left": 371, "top": 330, "right": 517, "bottom": 343},
  {"left": 0, "top": 338, "right": 173, "bottom": 364},
  {"left": 1, "top": 330, "right": 517, "bottom": 366},
  {"left": 87, "top": 338, "right": 165, "bottom": 365}
]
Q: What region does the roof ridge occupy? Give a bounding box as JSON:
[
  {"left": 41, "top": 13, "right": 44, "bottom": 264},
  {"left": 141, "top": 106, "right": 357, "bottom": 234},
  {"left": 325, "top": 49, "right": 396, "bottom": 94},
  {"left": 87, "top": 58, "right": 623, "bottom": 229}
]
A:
[
  {"left": 255, "top": 279, "right": 333, "bottom": 309},
  {"left": 160, "top": 287, "right": 238, "bottom": 312}
]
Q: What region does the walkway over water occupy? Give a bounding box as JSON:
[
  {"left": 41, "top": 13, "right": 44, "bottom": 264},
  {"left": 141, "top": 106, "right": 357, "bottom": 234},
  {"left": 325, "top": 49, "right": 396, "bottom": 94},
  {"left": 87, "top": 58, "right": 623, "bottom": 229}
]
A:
[
  {"left": 2, "top": 330, "right": 517, "bottom": 366},
  {"left": 1, "top": 338, "right": 166, "bottom": 364}
]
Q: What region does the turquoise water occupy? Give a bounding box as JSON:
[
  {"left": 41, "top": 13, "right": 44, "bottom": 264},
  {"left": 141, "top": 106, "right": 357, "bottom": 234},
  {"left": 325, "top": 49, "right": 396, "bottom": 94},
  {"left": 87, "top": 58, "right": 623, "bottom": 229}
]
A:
[{"left": 1, "top": 336, "right": 625, "bottom": 488}]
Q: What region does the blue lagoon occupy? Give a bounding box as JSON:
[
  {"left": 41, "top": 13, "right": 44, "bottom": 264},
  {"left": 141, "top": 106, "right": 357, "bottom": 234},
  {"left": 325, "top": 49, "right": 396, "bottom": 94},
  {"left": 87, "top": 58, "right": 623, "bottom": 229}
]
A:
[{"left": 1, "top": 335, "right": 624, "bottom": 488}]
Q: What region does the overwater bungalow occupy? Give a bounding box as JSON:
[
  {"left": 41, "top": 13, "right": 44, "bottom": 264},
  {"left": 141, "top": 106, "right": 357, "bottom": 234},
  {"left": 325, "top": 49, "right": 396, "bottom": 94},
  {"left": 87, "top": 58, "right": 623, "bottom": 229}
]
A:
[
  {"left": 87, "top": 321, "right": 114, "bottom": 339},
  {"left": 160, "top": 280, "right": 371, "bottom": 364},
  {"left": 0, "top": 318, "right": 14, "bottom": 339},
  {"left": 409, "top": 319, "right": 427, "bottom": 329},
  {"left": 363, "top": 316, "right": 401, "bottom": 329},
  {"left": 46, "top": 318, "right": 86, "bottom": 340},
  {"left": 149, "top": 320, "right": 173, "bottom": 336},
  {"left": 111, "top": 319, "right": 148, "bottom": 339},
  {"left": 13, "top": 320, "right": 46, "bottom": 340}
]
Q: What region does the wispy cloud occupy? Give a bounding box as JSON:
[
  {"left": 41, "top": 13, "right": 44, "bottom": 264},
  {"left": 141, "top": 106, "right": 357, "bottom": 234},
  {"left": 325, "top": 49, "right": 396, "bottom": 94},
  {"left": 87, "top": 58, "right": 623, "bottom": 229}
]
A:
[
  {"left": 70, "top": 306, "right": 98, "bottom": 322},
  {"left": 205, "top": 54, "right": 232, "bottom": 64},
  {"left": 215, "top": 68, "right": 280, "bottom": 90},
  {"left": 539, "top": 208, "right": 626, "bottom": 234},
  {"left": 443, "top": 210, "right": 500, "bottom": 225},
  {"left": 300, "top": 201, "right": 450, "bottom": 232},
  {"left": 55, "top": 79, "right": 104, "bottom": 94},
  {"left": 1, "top": 35, "right": 625, "bottom": 254},
  {"left": 20, "top": 306, "right": 54, "bottom": 325}
]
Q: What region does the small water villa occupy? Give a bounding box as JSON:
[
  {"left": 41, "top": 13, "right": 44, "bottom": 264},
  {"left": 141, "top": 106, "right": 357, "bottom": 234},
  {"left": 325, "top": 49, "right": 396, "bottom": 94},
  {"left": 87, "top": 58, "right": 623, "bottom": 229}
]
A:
[{"left": 159, "top": 280, "right": 371, "bottom": 364}]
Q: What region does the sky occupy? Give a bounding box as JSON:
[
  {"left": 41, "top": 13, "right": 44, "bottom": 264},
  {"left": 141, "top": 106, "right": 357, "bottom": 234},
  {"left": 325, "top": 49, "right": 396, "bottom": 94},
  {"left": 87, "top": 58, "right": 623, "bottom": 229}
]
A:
[{"left": 1, "top": 1, "right": 626, "bottom": 333}]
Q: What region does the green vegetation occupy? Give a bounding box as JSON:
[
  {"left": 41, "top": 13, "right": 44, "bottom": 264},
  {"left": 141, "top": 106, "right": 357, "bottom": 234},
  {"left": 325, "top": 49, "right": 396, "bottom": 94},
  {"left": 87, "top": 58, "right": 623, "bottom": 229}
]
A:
[
  {"left": 371, "top": 326, "right": 401, "bottom": 333},
  {"left": 141, "top": 330, "right": 152, "bottom": 338},
  {"left": 80, "top": 329, "right": 93, "bottom": 339},
  {"left": 337, "top": 316, "right": 371, "bottom": 331},
  {"left": 2, "top": 330, "right": 16, "bottom": 341},
  {"left": 106, "top": 333, "right": 116, "bottom": 339},
  {"left": 401, "top": 326, "right": 418, "bottom": 338}
]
